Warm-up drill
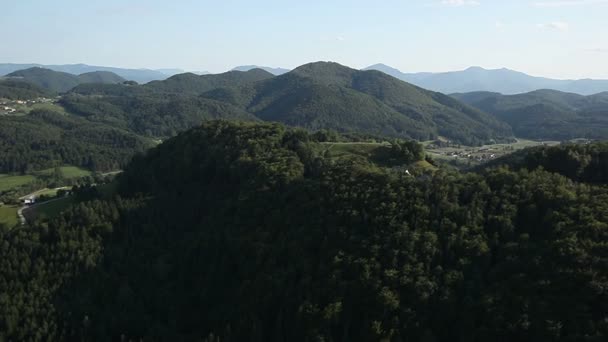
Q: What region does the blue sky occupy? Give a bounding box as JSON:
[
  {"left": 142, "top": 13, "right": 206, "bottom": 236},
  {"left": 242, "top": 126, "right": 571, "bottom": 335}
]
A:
[{"left": 1, "top": 0, "right": 607, "bottom": 78}]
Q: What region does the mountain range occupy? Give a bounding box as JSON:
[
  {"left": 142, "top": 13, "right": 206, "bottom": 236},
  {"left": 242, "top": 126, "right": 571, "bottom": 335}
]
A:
[
  {"left": 0, "top": 63, "right": 185, "bottom": 84},
  {"left": 200, "top": 62, "right": 512, "bottom": 145},
  {"left": 365, "top": 64, "right": 608, "bottom": 96},
  {"left": 452, "top": 89, "right": 608, "bottom": 140},
  {"left": 231, "top": 65, "right": 290, "bottom": 75},
  {"left": 5, "top": 67, "right": 126, "bottom": 93}
]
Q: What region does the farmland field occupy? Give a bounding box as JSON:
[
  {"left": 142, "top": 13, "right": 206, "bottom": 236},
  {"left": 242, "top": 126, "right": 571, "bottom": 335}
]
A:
[
  {"left": 34, "top": 166, "right": 91, "bottom": 179},
  {"left": 0, "top": 174, "right": 36, "bottom": 192},
  {"left": 0, "top": 205, "right": 18, "bottom": 228},
  {"left": 23, "top": 197, "right": 74, "bottom": 222}
]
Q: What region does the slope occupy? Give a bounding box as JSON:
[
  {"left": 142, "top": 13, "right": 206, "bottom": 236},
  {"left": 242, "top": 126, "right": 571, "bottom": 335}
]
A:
[
  {"left": 6, "top": 67, "right": 127, "bottom": 93},
  {"left": 452, "top": 89, "right": 608, "bottom": 140},
  {"left": 77, "top": 71, "right": 126, "bottom": 84},
  {"left": 145, "top": 69, "right": 275, "bottom": 94},
  {"left": 365, "top": 64, "right": 608, "bottom": 95},
  {"left": 203, "top": 62, "right": 513, "bottom": 145}
]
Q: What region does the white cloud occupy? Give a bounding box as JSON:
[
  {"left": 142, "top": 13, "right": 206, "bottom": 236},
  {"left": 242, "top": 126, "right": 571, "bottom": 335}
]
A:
[
  {"left": 495, "top": 21, "right": 505, "bottom": 30},
  {"left": 532, "top": 0, "right": 608, "bottom": 7},
  {"left": 439, "top": 0, "right": 480, "bottom": 6},
  {"left": 536, "top": 21, "right": 570, "bottom": 31}
]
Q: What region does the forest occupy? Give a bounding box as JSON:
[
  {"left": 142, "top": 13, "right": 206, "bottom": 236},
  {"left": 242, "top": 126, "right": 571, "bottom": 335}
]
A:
[
  {"left": 0, "top": 121, "right": 606, "bottom": 341},
  {"left": 0, "top": 109, "right": 153, "bottom": 173}
]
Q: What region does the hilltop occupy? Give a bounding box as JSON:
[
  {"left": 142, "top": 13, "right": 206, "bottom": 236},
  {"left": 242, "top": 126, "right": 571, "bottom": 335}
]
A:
[
  {"left": 144, "top": 68, "right": 275, "bottom": 94},
  {"left": 6, "top": 67, "right": 126, "bottom": 93},
  {"left": 452, "top": 89, "right": 608, "bottom": 140},
  {"left": 201, "top": 62, "right": 513, "bottom": 145},
  {"left": 0, "top": 63, "right": 180, "bottom": 83},
  {"left": 232, "top": 65, "right": 290, "bottom": 75}
]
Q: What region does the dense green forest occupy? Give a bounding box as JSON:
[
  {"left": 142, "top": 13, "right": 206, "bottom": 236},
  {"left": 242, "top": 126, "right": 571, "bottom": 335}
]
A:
[
  {"left": 5, "top": 67, "right": 125, "bottom": 93},
  {"left": 0, "top": 79, "right": 51, "bottom": 99},
  {"left": 68, "top": 62, "right": 514, "bottom": 145},
  {"left": 480, "top": 142, "right": 608, "bottom": 183},
  {"left": 452, "top": 90, "right": 608, "bottom": 140},
  {"left": 1, "top": 121, "right": 606, "bottom": 341},
  {"left": 0, "top": 109, "right": 152, "bottom": 173},
  {"left": 144, "top": 68, "right": 275, "bottom": 94}
]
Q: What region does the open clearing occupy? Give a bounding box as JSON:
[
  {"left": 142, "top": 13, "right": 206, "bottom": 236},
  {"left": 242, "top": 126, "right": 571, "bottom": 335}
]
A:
[
  {"left": 0, "top": 174, "right": 36, "bottom": 192},
  {"left": 0, "top": 205, "right": 18, "bottom": 228},
  {"left": 34, "top": 166, "right": 91, "bottom": 179},
  {"left": 23, "top": 197, "right": 74, "bottom": 222}
]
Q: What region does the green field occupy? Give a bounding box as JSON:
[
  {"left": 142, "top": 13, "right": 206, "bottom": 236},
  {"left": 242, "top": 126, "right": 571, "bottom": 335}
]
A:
[
  {"left": 24, "top": 197, "right": 74, "bottom": 222},
  {"left": 11, "top": 102, "right": 67, "bottom": 116},
  {"left": 0, "top": 205, "right": 18, "bottom": 228},
  {"left": 316, "top": 142, "right": 390, "bottom": 159},
  {"left": 0, "top": 174, "right": 36, "bottom": 192},
  {"left": 34, "top": 166, "right": 91, "bottom": 179}
]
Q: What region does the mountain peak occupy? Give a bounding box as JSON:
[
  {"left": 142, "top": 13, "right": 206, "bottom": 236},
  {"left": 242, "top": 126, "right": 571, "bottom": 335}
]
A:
[
  {"left": 465, "top": 66, "right": 487, "bottom": 72},
  {"left": 232, "top": 65, "right": 290, "bottom": 75}
]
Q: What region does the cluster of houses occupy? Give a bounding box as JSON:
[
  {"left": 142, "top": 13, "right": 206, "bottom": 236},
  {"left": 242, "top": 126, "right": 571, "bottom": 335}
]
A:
[
  {"left": 445, "top": 150, "right": 497, "bottom": 161},
  {"left": 0, "top": 97, "right": 55, "bottom": 115}
]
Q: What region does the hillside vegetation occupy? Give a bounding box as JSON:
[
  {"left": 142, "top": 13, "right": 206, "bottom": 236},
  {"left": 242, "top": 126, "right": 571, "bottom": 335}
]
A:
[
  {"left": 62, "top": 62, "right": 515, "bottom": 145},
  {"left": 452, "top": 90, "right": 608, "bottom": 140},
  {"left": 0, "top": 108, "right": 153, "bottom": 173},
  {"left": 480, "top": 141, "right": 608, "bottom": 183},
  {"left": 0, "top": 121, "right": 606, "bottom": 341},
  {"left": 0, "top": 79, "right": 51, "bottom": 99},
  {"left": 200, "top": 62, "right": 513, "bottom": 145},
  {"left": 6, "top": 67, "right": 126, "bottom": 93}
]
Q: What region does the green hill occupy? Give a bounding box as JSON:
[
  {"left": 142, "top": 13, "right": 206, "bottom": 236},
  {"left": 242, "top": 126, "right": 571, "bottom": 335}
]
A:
[
  {"left": 452, "top": 89, "right": 608, "bottom": 140},
  {"left": 0, "top": 108, "right": 153, "bottom": 173},
  {"left": 144, "top": 68, "right": 274, "bottom": 94},
  {"left": 6, "top": 67, "right": 127, "bottom": 93},
  {"left": 2, "top": 121, "right": 606, "bottom": 340},
  {"left": 202, "top": 62, "right": 513, "bottom": 145},
  {"left": 479, "top": 141, "right": 608, "bottom": 183},
  {"left": 77, "top": 71, "right": 126, "bottom": 84},
  {"left": 0, "top": 79, "right": 51, "bottom": 99},
  {"left": 66, "top": 62, "right": 513, "bottom": 145},
  {"left": 7, "top": 67, "right": 80, "bottom": 93}
]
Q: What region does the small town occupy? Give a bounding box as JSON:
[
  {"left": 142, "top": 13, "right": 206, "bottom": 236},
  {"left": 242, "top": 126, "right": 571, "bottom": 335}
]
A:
[{"left": 0, "top": 97, "right": 56, "bottom": 115}]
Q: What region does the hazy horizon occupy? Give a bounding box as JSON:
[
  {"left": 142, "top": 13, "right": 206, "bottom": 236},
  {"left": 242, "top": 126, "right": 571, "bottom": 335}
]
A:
[{"left": 2, "top": 0, "right": 608, "bottom": 79}]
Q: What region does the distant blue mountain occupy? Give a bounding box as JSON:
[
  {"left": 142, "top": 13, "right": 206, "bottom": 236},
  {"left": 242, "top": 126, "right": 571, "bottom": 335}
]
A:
[
  {"left": 0, "top": 63, "right": 186, "bottom": 84},
  {"left": 232, "top": 65, "right": 290, "bottom": 75},
  {"left": 365, "top": 64, "right": 608, "bottom": 96}
]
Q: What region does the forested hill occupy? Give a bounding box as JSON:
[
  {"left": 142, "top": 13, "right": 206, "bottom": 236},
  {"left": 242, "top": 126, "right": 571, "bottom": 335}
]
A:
[
  {"left": 479, "top": 141, "right": 608, "bottom": 183},
  {"left": 6, "top": 67, "right": 126, "bottom": 93},
  {"left": 451, "top": 90, "right": 608, "bottom": 140},
  {"left": 0, "top": 79, "right": 51, "bottom": 99},
  {"left": 0, "top": 108, "right": 153, "bottom": 173},
  {"left": 144, "top": 68, "right": 275, "bottom": 94},
  {"left": 2, "top": 121, "right": 607, "bottom": 341},
  {"left": 200, "top": 62, "right": 513, "bottom": 145}
]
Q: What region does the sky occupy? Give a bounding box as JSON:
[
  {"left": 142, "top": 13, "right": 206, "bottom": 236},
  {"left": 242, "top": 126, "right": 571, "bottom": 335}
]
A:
[{"left": 1, "top": 0, "right": 607, "bottom": 79}]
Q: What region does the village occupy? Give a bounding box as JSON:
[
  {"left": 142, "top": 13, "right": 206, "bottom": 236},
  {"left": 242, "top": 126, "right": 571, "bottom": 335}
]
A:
[
  {"left": 0, "top": 97, "right": 57, "bottom": 115},
  {"left": 424, "top": 138, "right": 562, "bottom": 167}
]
